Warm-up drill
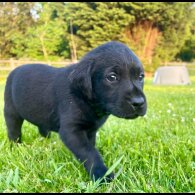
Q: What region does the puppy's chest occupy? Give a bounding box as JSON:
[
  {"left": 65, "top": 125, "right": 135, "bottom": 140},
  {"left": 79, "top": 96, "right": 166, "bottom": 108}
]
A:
[
  {"left": 69, "top": 98, "right": 108, "bottom": 131},
  {"left": 80, "top": 115, "right": 108, "bottom": 132}
]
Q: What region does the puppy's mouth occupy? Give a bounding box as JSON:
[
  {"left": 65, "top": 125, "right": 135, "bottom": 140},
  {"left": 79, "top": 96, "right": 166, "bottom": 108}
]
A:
[
  {"left": 108, "top": 109, "right": 146, "bottom": 119},
  {"left": 110, "top": 112, "right": 138, "bottom": 119},
  {"left": 107, "top": 104, "right": 147, "bottom": 119},
  {"left": 131, "top": 104, "right": 146, "bottom": 115}
]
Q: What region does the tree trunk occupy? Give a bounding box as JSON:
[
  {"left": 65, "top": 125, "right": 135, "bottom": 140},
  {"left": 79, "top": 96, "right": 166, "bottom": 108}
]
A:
[
  {"left": 39, "top": 34, "right": 50, "bottom": 64},
  {"left": 70, "top": 19, "right": 77, "bottom": 62}
]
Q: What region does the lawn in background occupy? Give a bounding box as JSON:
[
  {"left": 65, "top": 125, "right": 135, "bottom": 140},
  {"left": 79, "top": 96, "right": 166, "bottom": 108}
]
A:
[{"left": 0, "top": 77, "right": 194, "bottom": 192}]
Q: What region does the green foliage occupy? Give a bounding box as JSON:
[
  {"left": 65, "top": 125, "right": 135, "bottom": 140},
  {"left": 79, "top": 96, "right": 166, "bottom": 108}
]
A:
[
  {"left": 16, "top": 3, "right": 69, "bottom": 60},
  {"left": 0, "top": 2, "right": 195, "bottom": 71},
  {"left": 0, "top": 2, "right": 35, "bottom": 58},
  {"left": 178, "top": 34, "right": 195, "bottom": 62},
  {"left": 63, "top": 2, "right": 194, "bottom": 70},
  {"left": 63, "top": 2, "right": 133, "bottom": 58},
  {"left": 152, "top": 3, "right": 193, "bottom": 65},
  {"left": 118, "top": 2, "right": 194, "bottom": 72}
]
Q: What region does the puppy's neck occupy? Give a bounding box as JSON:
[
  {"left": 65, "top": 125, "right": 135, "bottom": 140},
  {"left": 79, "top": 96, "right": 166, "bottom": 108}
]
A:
[{"left": 89, "top": 101, "right": 109, "bottom": 119}]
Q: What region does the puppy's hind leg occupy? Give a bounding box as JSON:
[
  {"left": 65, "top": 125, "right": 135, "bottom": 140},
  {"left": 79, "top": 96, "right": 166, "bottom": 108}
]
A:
[{"left": 4, "top": 111, "right": 24, "bottom": 143}]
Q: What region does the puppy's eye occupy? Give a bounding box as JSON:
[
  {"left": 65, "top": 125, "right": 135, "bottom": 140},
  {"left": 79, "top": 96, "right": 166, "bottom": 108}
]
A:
[
  {"left": 106, "top": 72, "right": 118, "bottom": 82},
  {"left": 139, "top": 73, "right": 144, "bottom": 82}
]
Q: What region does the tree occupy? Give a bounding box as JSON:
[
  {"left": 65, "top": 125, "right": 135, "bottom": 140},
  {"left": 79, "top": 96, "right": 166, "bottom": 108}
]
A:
[
  {"left": 1, "top": 2, "right": 194, "bottom": 70},
  {"left": 23, "top": 2, "right": 69, "bottom": 61},
  {"left": 177, "top": 36, "right": 195, "bottom": 62},
  {"left": 64, "top": 2, "right": 194, "bottom": 71},
  {"left": 176, "top": 12, "right": 195, "bottom": 62},
  {"left": 64, "top": 2, "right": 133, "bottom": 58},
  {"left": 152, "top": 3, "right": 194, "bottom": 68},
  {"left": 118, "top": 2, "right": 194, "bottom": 71},
  {"left": 0, "top": 2, "right": 35, "bottom": 58}
]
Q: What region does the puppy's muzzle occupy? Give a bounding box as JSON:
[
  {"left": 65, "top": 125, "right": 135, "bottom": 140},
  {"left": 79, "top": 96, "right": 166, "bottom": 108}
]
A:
[
  {"left": 131, "top": 97, "right": 145, "bottom": 108},
  {"left": 129, "top": 97, "right": 146, "bottom": 116}
]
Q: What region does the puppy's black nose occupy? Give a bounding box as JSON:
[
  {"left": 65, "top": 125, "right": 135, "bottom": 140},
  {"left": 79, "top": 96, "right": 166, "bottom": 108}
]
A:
[{"left": 131, "top": 97, "right": 145, "bottom": 107}]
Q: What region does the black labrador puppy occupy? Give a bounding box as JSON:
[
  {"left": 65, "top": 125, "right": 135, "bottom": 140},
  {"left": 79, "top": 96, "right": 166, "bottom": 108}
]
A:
[{"left": 4, "top": 41, "right": 147, "bottom": 182}]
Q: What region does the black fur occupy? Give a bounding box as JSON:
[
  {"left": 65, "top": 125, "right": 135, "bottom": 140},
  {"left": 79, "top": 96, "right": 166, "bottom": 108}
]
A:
[{"left": 4, "top": 41, "right": 147, "bottom": 182}]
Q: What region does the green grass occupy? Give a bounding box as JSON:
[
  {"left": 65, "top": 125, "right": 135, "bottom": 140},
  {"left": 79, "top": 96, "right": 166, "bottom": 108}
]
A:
[{"left": 0, "top": 78, "right": 195, "bottom": 193}]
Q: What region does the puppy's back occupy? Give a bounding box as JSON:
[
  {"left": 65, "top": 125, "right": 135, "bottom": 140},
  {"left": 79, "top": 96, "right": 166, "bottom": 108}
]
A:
[{"left": 4, "top": 64, "right": 58, "bottom": 126}]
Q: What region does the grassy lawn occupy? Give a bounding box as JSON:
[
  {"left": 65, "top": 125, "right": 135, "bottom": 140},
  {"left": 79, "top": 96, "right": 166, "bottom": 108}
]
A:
[{"left": 0, "top": 77, "right": 194, "bottom": 192}]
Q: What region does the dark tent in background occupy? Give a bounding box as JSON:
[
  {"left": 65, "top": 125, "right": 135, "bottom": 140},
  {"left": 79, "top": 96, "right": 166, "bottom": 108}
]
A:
[{"left": 153, "top": 66, "right": 191, "bottom": 85}]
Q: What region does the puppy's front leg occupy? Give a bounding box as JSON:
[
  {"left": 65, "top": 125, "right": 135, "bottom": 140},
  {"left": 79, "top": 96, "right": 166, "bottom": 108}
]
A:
[
  {"left": 59, "top": 127, "right": 114, "bottom": 182},
  {"left": 87, "top": 130, "right": 96, "bottom": 147}
]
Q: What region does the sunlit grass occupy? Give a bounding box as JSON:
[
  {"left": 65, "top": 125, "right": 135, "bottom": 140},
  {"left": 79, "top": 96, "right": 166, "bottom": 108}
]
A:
[{"left": 0, "top": 77, "right": 194, "bottom": 192}]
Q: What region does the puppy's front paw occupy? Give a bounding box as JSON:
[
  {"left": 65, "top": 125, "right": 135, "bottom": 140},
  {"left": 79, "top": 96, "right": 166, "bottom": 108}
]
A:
[
  {"left": 102, "top": 172, "right": 114, "bottom": 183},
  {"left": 91, "top": 166, "right": 114, "bottom": 183}
]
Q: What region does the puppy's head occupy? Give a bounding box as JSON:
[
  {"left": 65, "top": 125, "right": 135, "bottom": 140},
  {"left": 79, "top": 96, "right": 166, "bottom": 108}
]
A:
[{"left": 70, "top": 41, "right": 147, "bottom": 119}]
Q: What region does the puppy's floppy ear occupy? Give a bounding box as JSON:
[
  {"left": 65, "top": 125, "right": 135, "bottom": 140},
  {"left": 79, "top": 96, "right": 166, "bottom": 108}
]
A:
[{"left": 69, "top": 61, "right": 93, "bottom": 100}]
